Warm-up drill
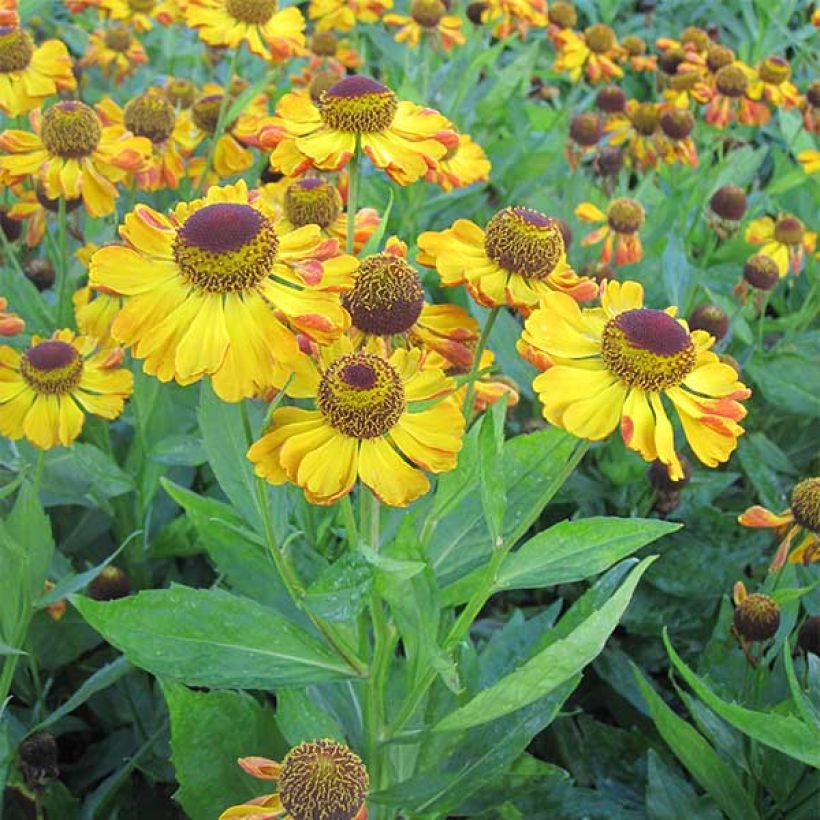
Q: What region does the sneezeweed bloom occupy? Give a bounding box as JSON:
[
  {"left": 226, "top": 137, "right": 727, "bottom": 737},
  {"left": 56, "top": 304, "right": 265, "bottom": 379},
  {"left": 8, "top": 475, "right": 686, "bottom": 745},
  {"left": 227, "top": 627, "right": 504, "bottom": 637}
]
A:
[
  {"left": 248, "top": 343, "right": 464, "bottom": 506},
  {"left": 163, "top": 76, "right": 197, "bottom": 109},
  {"left": 575, "top": 198, "right": 644, "bottom": 266},
  {"left": 553, "top": 23, "right": 624, "bottom": 84},
  {"left": 96, "top": 94, "right": 189, "bottom": 191},
  {"left": 291, "top": 31, "right": 360, "bottom": 86},
  {"left": 185, "top": 0, "right": 305, "bottom": 62},
  {"left": 662, "top": 70, "right": 711, "bottom": 109},
  {"left": 519, "top": 280, "right": 750, "bottom": 480},
  {"left": 383, "top": 0, "right": 465, "bottom": 50},
  {"left": 0, "top": 296, "right": 24, "bottom": 336},
  {"left": 748, "top": 56, "right": 800, "bottom": 111},
  {"left": 308, "top": 0, "right": 393, "bottom": 33},
  {"left": 566, "top": 112, "right": 602, "bottom": 170},
  {"left": 745, "top": 213, "right": 816, "bottom": 276},
  {"left": 0, "top": 331, "right": 133, "bottom": 450},
  {"left": 425, "top": 132, "right": 490, "bottom": 191},
  {"left": 89, "top": 180, "right": 357, "bottom": 402},
  {"left": 258, "top": 76, "right": 457, "bottom": 185},
  {"left": 797, "top": 149, "right": 820, "bottom": 175},
  {"left": 481, "top": 0, "right": 547, "bottom": 41},
  {"left": 657, "top": 108, "right": 697, "bottom": 167},
  {"left": 79, "top": 25, "right": 148, "bottom": 82},
  {"left": 704, "top": 63, "right": 768, "bottom": 128},
  {"left": 706, "top": 185, "right": 747, "bottom": 238},
  {"left": 0, "top": 101, "right": 150, "bottom": 217},
  {"left": 0, "top": 24, "right": 76, "bottom": 116},
  {"left": 418, "top": 206, "right": 597, "bottom": 313},
  {"left": 98, "top": 0, "right": 162, "bottom": 31},
  {"left": 605, "top": 100, "right": 661, "bottom": 171},
  {"left": 739, "top": 477, "right": 820, "bottom": 569},
  {"left": 220, "top": 739, "right": 368, "bottom": 820},
  {"left": 732, "top": 584, "right": 780, "bottom": 643},
  {"left": 621, "top": 34, "right": 656, "bottom": 73}
]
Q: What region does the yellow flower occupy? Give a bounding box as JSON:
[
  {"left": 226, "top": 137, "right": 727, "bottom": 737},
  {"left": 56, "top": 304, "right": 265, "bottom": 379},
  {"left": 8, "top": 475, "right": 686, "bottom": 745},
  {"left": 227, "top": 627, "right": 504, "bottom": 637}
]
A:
[
  {"left": 0, "top": 100, "right": 151, "bottom": 217},
  {"left": 89, "top": 180, "right": 357, "bottom": 402},
  {"left": 96, "top": 94, "right": 189, "bottom": 191},
  {"left": 248, "top": 341, "right": 464, "bottom": 507},
  {"left": 0, "top": 25, "right": 76, "bottom": 116},
  {"left": 257, "top": 76, "right": 457, "bottom": 185},
  {"left": 0, "top": 330, "right": 133, "bottom": 450},
  {"left": 575, "top": 198, "right": 644, "bottom": 267},
  {"left": 482, "top": 0, "right": 547, "bottom": 41},
  {"left": 519, "top": 280, "right": 751, "bottom": 480},
  {"left": 220, "top": 739, "right": 369, "bottom": 820},
  {"left": 417, "top": 205, "right": 597, "bottom": 313},
  {"left": 747, "top": 56, "right": 801, "bottom": 110},
  {"left": 425, "top": 132, "right": 490, "bottom": 191},
  {"left": 308, "top": 0, "right": 392, "bottom": 33},
  {"left": 98, "top": 0, "right": 162, "bottom": 31},
  {"left": 797, "top": 149, "right": 820, "bottom": 175},
  {"left": 744, "top": 213, "right": 816, "bottom": 276},
  {"left": 79, "top": 25, "right": 148, "bottom": 82},
  {"left": 553, "top": 24, "right": 624, "bottom": 84},
  {"left": 739, "top": 477, "right": 820, "bottom": 569},
  {"left": 604, "top": 99, "right": 661, "bottom": 171},
  {"left": 185, "top": 0, "right": 305, "bottom": 62},
  {"left": 383, "top": 0, "right": 465, "bottom": 50}
]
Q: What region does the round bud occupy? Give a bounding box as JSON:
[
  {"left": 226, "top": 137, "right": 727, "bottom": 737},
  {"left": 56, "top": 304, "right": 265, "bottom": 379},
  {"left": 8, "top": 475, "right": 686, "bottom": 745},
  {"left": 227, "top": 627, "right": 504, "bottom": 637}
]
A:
[
  {"left": 548, "top": 1, "right": 577, "bottom": 28},
  {"left": 743, "top": 254, "right": 779, "bottom": 291},
  {"left": 569, "top": 113, "right": 602, "bottom": 147},
  {"left": 466, "top": 2, "right": 487, "bottom": 25},
  {"left": 709, "top": 186, "right": 747, "bottom": 221},
  {"left": 688, "top": 304, "right": 729, "bottom": 341},
  {"left": 807, "top": 80, "right": 820, "bottom": 109},
  {"left": 660, "top": 108, "right": 694, "bottom": 140},
  {"left": 797, "top": 615, "right": 820, "bottom": 657},
  {"left": 0, "top": 208, "right": 21, "bottom": 243},
  {"left": 596, "top": 85, "right": 627, "bottom": 114},
  {"left": 88, "top": 566, "right": 132, "bottom": 601},
  {"left": 595, "top": 146, "right": 624, "bottom": 176},
  {"left": 24, "top": 258, "right": 55, "bottom": 291},
  {"left": 734, "top": 593, "right": 780, "bottom": 642},
  {"left": 18, "top": 732, "right": 59, "bottom": 791},
  {"left": 658, "top": 46, "right": 685, "bottom": 76}
]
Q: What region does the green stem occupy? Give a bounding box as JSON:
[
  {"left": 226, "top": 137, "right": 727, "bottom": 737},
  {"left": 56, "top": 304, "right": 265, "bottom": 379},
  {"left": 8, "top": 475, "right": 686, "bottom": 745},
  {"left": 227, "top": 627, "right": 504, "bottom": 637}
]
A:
[
  {"left": 0, "top": 217, "right": 26, "bottom": 282},
  {"left": 346, "top": 136, "right": 361, "bottom": 256},
  {"left": 339, "top": 495, "right": 359, "bottom": 549},
  {"left": 55, "top": 196, "right": 72, "bottom": 329},
  {"left": 195, "top": 46, "right": 241, "bottom": 195},
  {"left": 462, "top": 306, "right": 500, "bottom": 422},
  {"left": 756, "top": 292, "right": 770, "bottom": 352}
]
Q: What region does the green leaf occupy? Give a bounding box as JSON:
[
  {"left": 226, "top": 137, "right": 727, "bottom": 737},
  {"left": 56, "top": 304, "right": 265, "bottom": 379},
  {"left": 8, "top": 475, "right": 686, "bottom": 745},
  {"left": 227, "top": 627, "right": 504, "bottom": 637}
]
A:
[
  {"left": 645, "top": 749, "right": 722, "bottom": 820},
  {"left": 275, "top": 688, "right": 346, "bottom": 746},
  {"left": 151, "top": 434, "right": 207, "bottom": 467},
  {"left": 162, "top": 682, "right": 286, "bottom": 820},
  {"left": 746, "top": 353, "right": 820, "bottom": 418},
  {"left": 496, "top": 517, "right": 680, "bottom": 591},
  {"left": 434, "top": 556, "right": 656, "bottom": 731},
  {"left": 358, "top": 189, "right": 393, "bottom": 257},
  {"left": 632, "top": 663, "right": 758, "bottom": 820},
  {"left": 304, "top": 552, "right": 372, "bottom": 622},
  {"left": 479, "top": 398, "right": 507, "bottom": 547},
  {"left": 664, "top": 630, "right": 820, "bottom": 768},
  {"left": 74, "top": 585, "right": 356, "bottom": 688}
]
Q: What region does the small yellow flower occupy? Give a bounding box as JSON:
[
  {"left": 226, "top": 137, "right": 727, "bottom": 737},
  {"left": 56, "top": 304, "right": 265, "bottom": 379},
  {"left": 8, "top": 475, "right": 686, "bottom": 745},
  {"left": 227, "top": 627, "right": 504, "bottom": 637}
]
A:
[
  {"left": 576, "top": 198, "right": 644, "bottom": 267},
  {"left": 98, "top": 0, "right": 162, "bottom": 31},
  {"left": 383, "top": 0, "right": 465, "bottom": 50},
  {"left": 744, "top": 213, "right": 816, "bottom": 276},
  {"left": 554, "top": 23, "right": 624, "bottom": 84},
  {"left": 79, "top": 25, "right": 148, "bottom": 82},
  {"left": 797, "top": 149, "right": 820, "bottom": 175},
  {"left": 425, "top": 132, "right": 490, "bottom": 191},
  {"left": 308, "top": 0, "right": 392, "bottom": 33}
]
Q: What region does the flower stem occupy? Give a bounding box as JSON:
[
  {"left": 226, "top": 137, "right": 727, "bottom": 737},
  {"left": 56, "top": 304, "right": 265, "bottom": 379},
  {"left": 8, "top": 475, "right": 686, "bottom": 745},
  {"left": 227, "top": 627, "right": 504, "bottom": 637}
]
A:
[
  {"left": 0, "top": 216, "right": 26, "bottom": 283},
  {"left": 346, "top": 136, "right": 362, "bottom": 256},
  {"left": 195, "top": 46, "right": 241, "bottom": 195},
  {"left": 462, "top": 306, "right": 500, "bottom": 422},
  {"left": 55, "top": 196, "right": 72, "bottom": 329}
]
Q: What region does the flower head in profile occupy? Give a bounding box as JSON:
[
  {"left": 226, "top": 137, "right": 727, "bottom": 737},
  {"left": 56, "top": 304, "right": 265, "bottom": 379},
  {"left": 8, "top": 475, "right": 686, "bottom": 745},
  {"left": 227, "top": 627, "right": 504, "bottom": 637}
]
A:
[
  {"left": 703, "top": 62, "right": 768, "bottom": 128},
  {"left": 0, "top": 296, "right": 24, "bottom": 336},
  {"left": 621, "top": 34, "right": 656, "bottom": 74},
  {"left": 425, "top": 132, "right": 490, "bottom": 191},
  {"left": 747, "top": 56, "right": 800, "bottom": 111},
  {"left": 257, "top": 75, "right": 457, "bottom": 185},
  {"left": 0, "top": 24, "right": 76, "bottom": 116},
  {"left": 575, "top": 198, "right": 644, "bottom": 267},
  {"left": 418, "top": 205, "right": 597, "bottom": 313},
  {"left": 739, "top": 477, "right": 820, "bottom": 570},
  {"left": 0, "top": 100, "right": 150, "bottom": 217},
  {"left": 384, "top": 0, "right": 465, "bottom": 50},
  {"left": 744, "top": 213, "right": 816, "bottom": 277},
  {"left": 0, "top": 331, "right": 133, "bottom": 450},
  {"left": 248, "top": 340, "right": 464, "bottom": 507},
  {"left": 657, "top": 107, "right": 697, "bottom": 167},
  {"left": 519, "top": 280, "right": 751, "bottom": 480},
  {"left": 79, "top": 25, "right": 148, "bottom": 82},
  {"left": 220, "top": 739, "right": 368, "bottom": 820},
  {"left": 89, "top": 180, "right": 357, "bottom": 402},
  {"left": 604, "top": 99, "right": 661, "bottom": 171},
  {"left": 565, "top": 112, "right": 603, "bottom": 170},
  {"left": 481, "top": 0, "right": 547, "bottom": 41},
  {"left": 308, "top": 0, "right": 393, "bottom": 33},
  {"left": 185, "top": 0, "right": 306, "bottom": 62},
  {"left": 292, "top": 31, "right": 360, "bottom": 86},
  {"left": 98, "top": 0, "right": 162, "bottom": 31},
  {"left": 553, "top": 24, "right": 624, "bottom": 84}
]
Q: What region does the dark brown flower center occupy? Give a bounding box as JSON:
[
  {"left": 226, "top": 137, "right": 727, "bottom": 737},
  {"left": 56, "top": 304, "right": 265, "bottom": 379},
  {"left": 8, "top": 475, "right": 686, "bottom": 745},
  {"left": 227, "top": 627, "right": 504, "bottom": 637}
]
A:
[
  {"left": 319, "top": 76, "right": 398, "bottom": 133},
  {"left": 192, "top": 93, "right": 232, "bottom": 134},
  {"left": 104, "top": 25, "right": 132, "bottom": 52},
  {"left": 20, "top": 340, "right": 83, "bottom": 395},
  {"left": 715, "top": 64, "right": 748, "bottom": 97},
  {"left": 226, "top": 0, "right": 277, "bottom": 24},
  {"left": 317, "top": 353, "right": 405, "bottom": 438},
  {"left": 40, "top": 101, "right": 102, "bottom": 159},
  {"left": 759, "top": 56, "right": 790, "bottom": 85},
  {"left": 0, "top": 26, "right": 33, "bottom": 72},
  {"left": 411, "top": 0, "right": 446, "bottom": 27},
  {"left": 128, "top": 0, "right": 156, "bottom": 11},
  {"left": 791, "top": 477, "right": 820, "bottom": 533},
  {"left": 622, "top": 34, "right": 646, "bottom": 56},
  {"left": 773, "top": 214, "right": 805, "bottom": 245},
  {"left": 607, "top": 198, "right": 644, "bottom": 234},
  {"left": 124, "top": 94, "right": 176, "bottom": 143},
  {"left": 173, "top": 203, "right": 278, "bottom": 293},
  {"left": 596, "top": 85, "right": 626, "bottom": 113},
  {"left": 660, "top": 108, "right": 694, "bottom": 140},
  {"left": 484, "top": 206, "right": 565, "bottom": 280},
  {"left": 342, "top": 253, "right": 424, "bottom": 336},
  {"left": 283, "top": 178, "right": 342, "bottom": 229},
  {"left": 742, "top": 254, "right": 779, "bottom": 290},
  {"left": 569, "top": 113, "right": 602, "bottom": 146},
  {"left": 709, "top": 186, "right": 747, "bottom": 221},
  {"left": 602, "top": 308, "right": 696, "bottom": 391},
  {"left": 547, "top": 1, "right": 576, "bottom": 28}
]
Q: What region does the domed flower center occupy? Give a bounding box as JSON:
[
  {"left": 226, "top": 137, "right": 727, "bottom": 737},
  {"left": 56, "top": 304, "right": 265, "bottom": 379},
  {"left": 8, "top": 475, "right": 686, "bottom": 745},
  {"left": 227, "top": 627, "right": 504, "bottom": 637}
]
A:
[
  {"left": 20, "top": 340, "right": 83, "bottom": 395},
  {"left": 808, "top": 80, "right": 820, "bottom": 109},
  {"left": 660, "top": 108, "right": 694, "bottom": 140},
  {"left": 40, "top": 101, "right": 103, "bottom": 159},
  {"left": 569, "top": 113, "right": 602, "bottom": 146},
  {"left": 173, "top": 203, "right": 278, "bottom": 293},
  {"left": 317, "top": 353, "right": 405, "bottom": 438},
  {"left": 0, "top": 26, "right": 34, "bottom": 72},
  {"left": 622, "top": 34, "right": 646, "bottom": 56},
  {"left": 596, "top": 84, "right": 626, "bottom": 113},
  {"left": 319, "top": 76, "right": 398, "bottom": 133},
  {"left": 668, "top": 72, "right": 700, "bottom": 92},
  {"left": 706, "top": 44, "right": 734, "bottom": 72},
  {"left": 734, "top": 593, "right": 780, "bottom": 642},
  {"left": 681, "top": 26, "right": 710, "bottom": 52},
  {"left": 283, "top": 178, "right": 342, "bottom": 228},
  {"left": 773, "top": 214, "right": 805, "bottom": 245},
  {"left": 602, "top": 309, "right": 696, "bottom": 391},
  {"left": 547, "top": 1, "right": 576, "bottom": 28},
  {"left": 743, "top": 254, "right": 779, "bottom": 290},
  {"left": 278, "top": 739, "right": 369, "bottom": 820},
  {"left": 631, "top": 102, "right": 659, "bottom": 135},
  {"left": 791, "top": 477, "right": 820, "bottom": 533},
  {"left": 658, "top": 45, "right": 685, "bottom": 75},
  {"left": 124, "top": 94, "right": 176, "bottom": 143},
  {"left": 484, "top": 207, "right": 565, "bottom": 281},
  {"left": 192, "top": 94, "right": 230, "bottom": 134},
  {"left": 759, "top": 56, "right": 790, "bottom": 84},
  {"left": 342, "top": 254, "right": 424, "bottom": 336},
  {"left": 411, "top": 0, "right": 446, "bottom": 27},
  {"left": 103, "top": 25, "right": 132, "bottom": 52},
  {"left": 715, "top": 65, "right": 748, "bottom": 97},
  {"left": 310, "top": 31, "right": 338, "bottom": 56},
  {"left": 166, "top": 78, "right": 196, "bottom": 109},
  {"left": 585, "top": 23, "right": 616, "bottom": 54},
  {"left": 607, "top": 198, "right": 644, "bottom": 234},
  {"left": 226, "top": 0, "right": 277, "bottom": 24},
  {"left": 709, "top": 185, "right": 746, "bottom": 221},
  {"left": 128, "top": 0, "right": 156, "bottom": 11}
]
